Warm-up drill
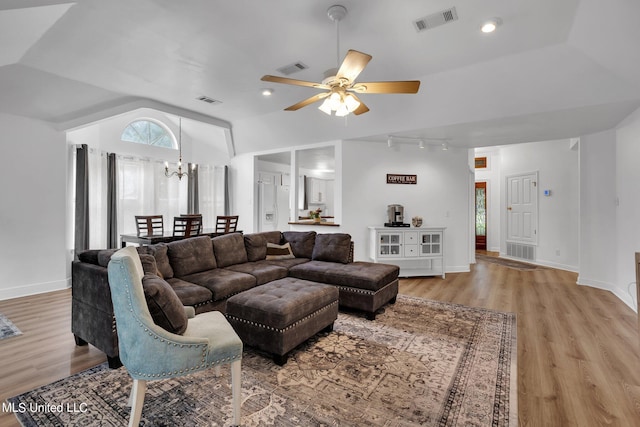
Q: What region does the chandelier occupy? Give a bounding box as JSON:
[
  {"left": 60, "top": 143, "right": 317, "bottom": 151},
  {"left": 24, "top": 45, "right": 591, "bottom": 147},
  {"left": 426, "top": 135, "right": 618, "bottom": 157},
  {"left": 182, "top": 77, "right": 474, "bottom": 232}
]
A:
[{"left": 165, "top": 117, "right": 191, "bottom": 180}]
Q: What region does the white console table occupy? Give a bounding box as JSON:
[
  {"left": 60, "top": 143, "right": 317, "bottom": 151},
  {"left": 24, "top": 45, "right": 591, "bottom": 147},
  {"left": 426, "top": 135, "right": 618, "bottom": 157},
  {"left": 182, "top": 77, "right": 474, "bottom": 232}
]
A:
[{"left": 368, "top": 226, "right": 446, "bottom": 278}]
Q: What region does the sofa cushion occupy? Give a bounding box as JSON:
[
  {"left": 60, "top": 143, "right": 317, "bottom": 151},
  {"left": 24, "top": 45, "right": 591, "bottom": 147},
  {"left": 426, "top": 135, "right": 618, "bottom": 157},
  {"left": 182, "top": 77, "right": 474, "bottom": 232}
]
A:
[
  {"left": 282, "top": 231, "right": 316, "bottom": 258},
  {"left": 312, "top": 233, "right": 352, "bottom": 264},
  {"left": 212, "top": 233, "right": 248, "bottom": 267},
  {"left": 244, "top": 231, "right": 282, "bottom": 262},
  {"left": 165, "top": 277, "right": 213, "bottom": 307},
  {"left": 142, "top": 274, "right": 187, "bottom": 335},
  {"left": 266, "top": 242, "right": 295, "bottom": 260},
  {"left": 167, "top": 236, "right": 217, "bottom": 277},
  {"left": 288, "top": 261, "right": 400, "bottom": 292},
  {"left": 96, "top": 249, "right": 160, "bottom": 276},
  {"left": 225, "top": 261, "right": 288, "bottom": 285},
  {"left": 78, "top": 249, "right": 100, "bottom": 265},
  {"left": 263, "top": 257, "right": 311, "bottom": 269},
  {"left": 182, "top": 268, "right": 256, "bottom": 301},
  {"left": 144, "top": 244, "right": 174, "bottom": 279}
]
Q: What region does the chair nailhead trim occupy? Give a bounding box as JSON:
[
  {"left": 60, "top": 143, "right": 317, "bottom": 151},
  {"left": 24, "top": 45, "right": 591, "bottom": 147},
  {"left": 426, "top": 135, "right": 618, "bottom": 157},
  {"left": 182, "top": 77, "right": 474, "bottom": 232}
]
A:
[{"left": 226, "top": 300, "right": 338, "bottom": 333}]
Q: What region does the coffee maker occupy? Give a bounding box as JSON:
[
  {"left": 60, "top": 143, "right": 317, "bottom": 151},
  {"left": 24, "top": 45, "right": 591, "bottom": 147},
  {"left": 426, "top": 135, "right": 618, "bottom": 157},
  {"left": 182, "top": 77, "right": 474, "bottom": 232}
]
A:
[{"left": 385, "top": 204, "right": 409, "bottom": 227}]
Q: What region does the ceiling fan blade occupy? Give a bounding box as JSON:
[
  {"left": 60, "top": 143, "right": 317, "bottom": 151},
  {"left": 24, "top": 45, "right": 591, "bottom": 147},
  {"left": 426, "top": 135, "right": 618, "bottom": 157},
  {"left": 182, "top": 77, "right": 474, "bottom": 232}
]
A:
[
  {"left": 261, "top": 75, "right": 330, "bottom": 90},
  {"left": 284, "top": 92, "right": 330, "bottom": 111},
  {"left": 336, "top": 50, "right": 372, "bottom": 83},
  {"left": 351, "top": 81, "right": 421, "bottom": 94},
  {"left": 349, "top": 94, "right": 370, "bottom": 115}
]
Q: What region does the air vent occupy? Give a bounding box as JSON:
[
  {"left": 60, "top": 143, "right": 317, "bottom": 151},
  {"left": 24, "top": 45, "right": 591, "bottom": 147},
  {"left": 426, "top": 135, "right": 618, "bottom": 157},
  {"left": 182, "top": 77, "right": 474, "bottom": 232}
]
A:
[
  {"left": 413, "top": 7, "right": 458, "bottom": 32},
  {"left": 506, "top": 242, "right": 536, "bottom": 261},
  {"left": 196, "top": 96, "right": 222, "bottom": 105},
  {"left": 277, "top": 61, "right": 309, "bottom": 76}
]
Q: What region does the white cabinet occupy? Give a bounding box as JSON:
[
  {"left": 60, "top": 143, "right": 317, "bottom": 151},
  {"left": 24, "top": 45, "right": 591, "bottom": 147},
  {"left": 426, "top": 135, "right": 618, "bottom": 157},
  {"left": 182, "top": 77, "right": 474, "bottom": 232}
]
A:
[
  {"left": 309, "top": 178, "right": 327, "bottom": 203},
  {"left": 369, "top": 226, "right": 445, "bottom": 278}
]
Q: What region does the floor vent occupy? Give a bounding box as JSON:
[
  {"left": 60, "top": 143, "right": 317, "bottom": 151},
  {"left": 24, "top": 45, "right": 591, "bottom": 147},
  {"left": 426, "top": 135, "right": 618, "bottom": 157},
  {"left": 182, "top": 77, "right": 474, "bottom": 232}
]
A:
[
  {"left": 506, "top": 242, "right": 535, "bottom": 261},
  {"left": 413, "top": 7, "right": 458, "bottom": 32}
]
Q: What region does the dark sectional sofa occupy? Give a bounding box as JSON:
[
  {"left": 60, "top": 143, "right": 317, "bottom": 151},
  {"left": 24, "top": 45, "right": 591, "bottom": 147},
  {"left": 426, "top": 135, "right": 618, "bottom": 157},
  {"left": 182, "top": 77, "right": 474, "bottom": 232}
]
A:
[{"left": 72, "top": 231, "right": 399, "bottom": 367}]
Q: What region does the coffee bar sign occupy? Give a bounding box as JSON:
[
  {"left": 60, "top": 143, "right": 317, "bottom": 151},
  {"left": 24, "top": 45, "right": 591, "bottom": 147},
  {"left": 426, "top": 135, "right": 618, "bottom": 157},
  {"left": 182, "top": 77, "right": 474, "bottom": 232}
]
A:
[{"left": 386, "top": 174, "right": 417, "bottom": 185}]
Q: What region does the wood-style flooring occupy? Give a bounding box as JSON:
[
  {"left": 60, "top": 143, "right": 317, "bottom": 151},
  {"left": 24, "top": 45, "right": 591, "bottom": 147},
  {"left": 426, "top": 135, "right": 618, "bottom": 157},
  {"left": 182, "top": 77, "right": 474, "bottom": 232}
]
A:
[{"left": 1, "top": 256, "right": 639, "bottom": 426}]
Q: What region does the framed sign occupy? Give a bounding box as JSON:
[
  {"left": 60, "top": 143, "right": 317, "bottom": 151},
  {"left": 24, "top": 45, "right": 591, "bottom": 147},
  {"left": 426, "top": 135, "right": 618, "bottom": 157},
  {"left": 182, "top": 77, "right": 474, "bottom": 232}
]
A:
[{"left": 386, "top": 174, "right": 417, "bottom": 184}]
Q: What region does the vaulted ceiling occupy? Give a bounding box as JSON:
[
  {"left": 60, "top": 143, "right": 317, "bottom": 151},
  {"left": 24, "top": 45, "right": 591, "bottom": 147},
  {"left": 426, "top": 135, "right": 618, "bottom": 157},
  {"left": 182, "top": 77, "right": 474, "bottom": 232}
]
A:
[{"left": 1, "top": 0, "right": 639, "bottom": 154}]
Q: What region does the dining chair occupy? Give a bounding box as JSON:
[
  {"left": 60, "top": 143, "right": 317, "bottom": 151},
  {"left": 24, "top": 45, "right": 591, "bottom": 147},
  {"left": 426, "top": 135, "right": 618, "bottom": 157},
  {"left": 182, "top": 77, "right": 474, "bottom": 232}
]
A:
[
  {"left": 173, "top": 216, "right": 202, "bottom": 237},
  {"left": 180, "top": 214, "right": 203, "bottom": 234},
  {"left": 135, "top": 215, "right": 164, "bottom": 236},
  {"left": 107, "top": 246, "right": 242, "bottom": 426},
  {"left": 216, "top": 215, "right": 239, "bottom": 233}
]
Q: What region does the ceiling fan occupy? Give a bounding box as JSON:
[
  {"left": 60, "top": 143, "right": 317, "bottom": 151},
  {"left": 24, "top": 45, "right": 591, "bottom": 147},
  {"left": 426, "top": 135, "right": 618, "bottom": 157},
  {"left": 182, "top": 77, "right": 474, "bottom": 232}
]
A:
[{"left": 261, "top": 5, "right": 420, "bottom": 117}]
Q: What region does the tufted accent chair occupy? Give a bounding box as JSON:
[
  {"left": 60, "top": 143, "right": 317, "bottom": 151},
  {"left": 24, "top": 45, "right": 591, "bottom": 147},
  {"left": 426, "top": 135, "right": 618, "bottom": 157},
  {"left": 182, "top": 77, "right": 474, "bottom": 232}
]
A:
[{"left": 107, "top": 246, "right": 243, "bottom": 426}]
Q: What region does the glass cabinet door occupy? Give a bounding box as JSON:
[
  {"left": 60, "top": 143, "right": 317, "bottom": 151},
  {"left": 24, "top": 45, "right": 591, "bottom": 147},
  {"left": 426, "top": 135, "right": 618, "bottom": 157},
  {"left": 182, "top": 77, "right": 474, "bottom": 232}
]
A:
[
  {"left": 420, "top": 232, "right": 442, "bottom": 256},
  {"left": 379, "top": 233, "right": 402, "bottom": 257}
]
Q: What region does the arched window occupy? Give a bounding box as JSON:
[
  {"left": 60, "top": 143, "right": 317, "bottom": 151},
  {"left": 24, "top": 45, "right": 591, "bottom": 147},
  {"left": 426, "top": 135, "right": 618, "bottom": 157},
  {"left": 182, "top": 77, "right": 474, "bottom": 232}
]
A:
[{"left": 121, "top": 119, "right": 176, "bottom": 149}]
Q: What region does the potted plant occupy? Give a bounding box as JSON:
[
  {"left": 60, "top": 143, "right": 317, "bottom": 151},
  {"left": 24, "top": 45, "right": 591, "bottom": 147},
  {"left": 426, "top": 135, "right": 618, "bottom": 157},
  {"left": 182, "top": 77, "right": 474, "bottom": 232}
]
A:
[{"left": 309, "top": 208, "right": 322, "bottom": 223}]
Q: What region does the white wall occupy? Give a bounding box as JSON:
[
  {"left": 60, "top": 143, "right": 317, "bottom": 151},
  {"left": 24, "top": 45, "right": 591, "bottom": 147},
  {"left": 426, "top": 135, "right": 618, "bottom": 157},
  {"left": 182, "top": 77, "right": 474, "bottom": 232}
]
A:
[
  {"left": 499, "top": 140, "right": 580, "bottom": 271},
  {"left": 578, "top": 129, "right": 620, "bottom": 301},
  {"left": 0, "top": 113, "right": 70, "bottom": 299},
  {"left": 614, "top": 107, "right": 640, "bottom": 310},
  {"left": 341, "top": 140, "right": 471, "bottom": 271}
]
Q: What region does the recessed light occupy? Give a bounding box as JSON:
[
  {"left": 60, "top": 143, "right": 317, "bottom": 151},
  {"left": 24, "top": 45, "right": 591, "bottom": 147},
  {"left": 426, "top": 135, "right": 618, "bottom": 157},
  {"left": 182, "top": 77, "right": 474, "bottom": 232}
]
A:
[
  {"left": 261, "top": 88, "right": 274, "bottom": 96},
  {"left": 481, "top": 18, "right": 502, "bottom": 33}
]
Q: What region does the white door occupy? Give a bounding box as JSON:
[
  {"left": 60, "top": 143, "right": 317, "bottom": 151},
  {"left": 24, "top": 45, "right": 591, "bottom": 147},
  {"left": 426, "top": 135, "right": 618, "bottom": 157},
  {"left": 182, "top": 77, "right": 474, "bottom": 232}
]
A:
[{"left": 506, "top": 173, "right": 537, "bottom": 244}]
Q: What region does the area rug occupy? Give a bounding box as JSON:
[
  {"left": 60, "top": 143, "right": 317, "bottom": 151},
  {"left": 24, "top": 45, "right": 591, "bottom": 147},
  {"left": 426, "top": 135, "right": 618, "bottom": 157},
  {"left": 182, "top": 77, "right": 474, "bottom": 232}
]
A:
[
  {"left": 476, "top": 253, "right": 542, "bottom": 271},
  {"left": 7, "top": 296, "right": 517, "bottom": 426},
  {"left": 0, "top": 312, "right": 21, "bottom": 340}
]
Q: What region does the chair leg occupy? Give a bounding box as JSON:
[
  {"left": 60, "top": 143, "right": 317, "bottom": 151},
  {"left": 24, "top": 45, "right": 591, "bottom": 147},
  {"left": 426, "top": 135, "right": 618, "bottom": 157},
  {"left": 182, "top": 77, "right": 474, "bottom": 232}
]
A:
[
  {"left": 128, "top": 379, "right": 147, "bottom": 427},
  {"left": 231, "top": 360, "right": 241, "bottom": 426}
]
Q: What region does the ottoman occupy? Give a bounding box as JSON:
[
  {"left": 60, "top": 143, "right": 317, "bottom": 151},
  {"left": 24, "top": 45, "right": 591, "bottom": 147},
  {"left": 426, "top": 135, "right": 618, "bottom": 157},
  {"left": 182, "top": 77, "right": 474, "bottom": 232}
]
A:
[
  {"left": 225, "top": 277, "right": 339, "bottom": 365},
  {"left": 288, "top": 261, "right": 400, "bottom": 320}
]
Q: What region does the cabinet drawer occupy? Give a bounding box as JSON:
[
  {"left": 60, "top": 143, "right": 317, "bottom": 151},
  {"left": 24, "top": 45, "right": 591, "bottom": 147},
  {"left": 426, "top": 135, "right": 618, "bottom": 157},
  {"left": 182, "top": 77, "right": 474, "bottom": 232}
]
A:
[
  {"left": 404, "top": 232, "right": 418, "bottom": 244},
  {"left": 404, "top": 244, "right": 418, "bottom": 257}
]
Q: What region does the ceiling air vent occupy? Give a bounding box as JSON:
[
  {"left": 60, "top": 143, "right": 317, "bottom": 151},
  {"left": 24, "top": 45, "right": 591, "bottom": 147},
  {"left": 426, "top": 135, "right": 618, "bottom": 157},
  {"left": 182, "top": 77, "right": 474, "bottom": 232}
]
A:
[
  {"left": 413, "top": 6, "right": 458, "bottom": 32},
  {"left": 277, "top": 61, "right": 309, "bottom": 76},
  {"left": 196, "top": 96, "right": 222, "bottom": 105}
]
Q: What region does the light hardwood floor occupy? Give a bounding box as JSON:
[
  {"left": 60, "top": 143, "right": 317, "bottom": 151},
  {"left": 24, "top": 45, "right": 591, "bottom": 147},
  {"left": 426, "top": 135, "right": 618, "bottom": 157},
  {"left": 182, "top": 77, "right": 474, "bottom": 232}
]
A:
[{"left": 1, "top": 257, "right": 639, "bottom": 426}]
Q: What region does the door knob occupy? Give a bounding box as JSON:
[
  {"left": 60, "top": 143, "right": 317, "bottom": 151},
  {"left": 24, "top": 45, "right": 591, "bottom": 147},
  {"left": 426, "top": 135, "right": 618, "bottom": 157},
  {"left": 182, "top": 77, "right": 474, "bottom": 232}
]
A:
[{"left": 507, "top": 206, "right": 512, "bottom": 211}]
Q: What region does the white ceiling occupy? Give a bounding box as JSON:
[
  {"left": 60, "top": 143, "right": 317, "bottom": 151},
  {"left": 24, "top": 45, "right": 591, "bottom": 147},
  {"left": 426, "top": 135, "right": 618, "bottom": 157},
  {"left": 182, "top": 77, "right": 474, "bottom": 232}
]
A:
[{"left": 2, "top": 0, "right": 640, "bottom": 153}]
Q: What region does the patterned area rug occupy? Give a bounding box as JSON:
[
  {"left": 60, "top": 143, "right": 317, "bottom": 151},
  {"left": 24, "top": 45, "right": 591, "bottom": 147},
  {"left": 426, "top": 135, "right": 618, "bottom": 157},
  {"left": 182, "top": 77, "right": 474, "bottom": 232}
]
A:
[
  {"left": 7, "top": 296, "right": 517, "bottom": 426},
  {"left": 0, "top": 312, "right": 21, "bottom": 340}
]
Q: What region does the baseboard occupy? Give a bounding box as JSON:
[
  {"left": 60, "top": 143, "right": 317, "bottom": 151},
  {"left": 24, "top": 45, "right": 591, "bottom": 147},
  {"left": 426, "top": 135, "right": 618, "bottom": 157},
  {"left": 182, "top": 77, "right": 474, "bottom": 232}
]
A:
[
  {"left": 577, "top": 276, "right": 637, "bottom": 313},
  {"left": 0, "top": 278, "right": 70, "bottom": 301},
  {"left": 447, "top": 265, "right": 471, "bottom": 274},
  {"left": 498, "top": 253, "right": 579, "bottom": 273}
]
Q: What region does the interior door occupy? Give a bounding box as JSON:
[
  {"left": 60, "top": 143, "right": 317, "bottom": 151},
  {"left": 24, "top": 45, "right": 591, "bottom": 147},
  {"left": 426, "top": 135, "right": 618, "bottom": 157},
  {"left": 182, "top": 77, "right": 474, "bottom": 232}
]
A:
[
  {"left": 475, "top": 182, "right": 487, "bottom": 250},
  {"left": 506, "top": 173, "right": 537, "bottom": 244}
]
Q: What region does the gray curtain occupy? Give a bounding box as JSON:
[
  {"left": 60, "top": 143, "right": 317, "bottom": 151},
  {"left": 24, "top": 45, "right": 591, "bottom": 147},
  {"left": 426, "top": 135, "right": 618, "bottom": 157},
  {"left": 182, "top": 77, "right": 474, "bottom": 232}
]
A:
[
  {"left": 74, "top": 144, "right": 89, "bottom": 258},
  {"left": 106, "top": 153, "right": 118, "bottom": 248},
  {"left": 187, "top": 163, "right": 199, "bottom": 214},
  {"left": 224, "top": 165, "right": 230, "bottom": 215}
]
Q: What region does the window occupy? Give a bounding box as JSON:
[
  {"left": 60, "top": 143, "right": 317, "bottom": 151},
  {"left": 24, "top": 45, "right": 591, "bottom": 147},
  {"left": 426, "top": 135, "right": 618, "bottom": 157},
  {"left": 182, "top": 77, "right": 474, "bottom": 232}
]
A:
[
  {"left": 475, "top": 156, "right": 487, "bottom": 169},
  {"left": 121, "top": 119, "right": 176, "bottom": 149}
]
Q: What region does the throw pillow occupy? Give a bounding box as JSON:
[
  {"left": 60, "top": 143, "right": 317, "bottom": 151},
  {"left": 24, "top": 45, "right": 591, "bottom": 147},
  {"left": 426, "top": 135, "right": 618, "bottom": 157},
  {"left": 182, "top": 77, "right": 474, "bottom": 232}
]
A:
[
  {"left": 141, "top": 274, "right": 188, "bottom": 335},
  {"left": 266, "top": 242, "right": 295, "bottom": 260},
  {"left": 312, "top": 233, "right": 352, "bottom": 264},
  {"left": 139, "top": 254, "right": 162, "bottom": 278},
  {"left": 145, "top": 244, "right": 174, "bottom": 279}
]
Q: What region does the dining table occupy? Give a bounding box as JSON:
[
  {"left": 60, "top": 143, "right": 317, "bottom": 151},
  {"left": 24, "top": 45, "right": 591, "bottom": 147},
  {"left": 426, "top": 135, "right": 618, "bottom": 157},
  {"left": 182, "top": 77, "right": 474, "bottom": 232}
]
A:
[{"left": 120, "top": 228, "right": 242, "bottom": 248}]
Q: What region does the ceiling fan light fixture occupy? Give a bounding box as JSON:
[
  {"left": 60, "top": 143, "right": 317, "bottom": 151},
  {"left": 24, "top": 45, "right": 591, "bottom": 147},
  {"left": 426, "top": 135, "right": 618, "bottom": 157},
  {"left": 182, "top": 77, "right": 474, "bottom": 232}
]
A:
[
  {"left": 344, "top": 93, "right": 360, "bottom": 112},
  {"left": 318, "top": 99, "right": 333, "bottom": 115},
  {"left": 335, "top": 103, "right": 350, "bottom": 117}
]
